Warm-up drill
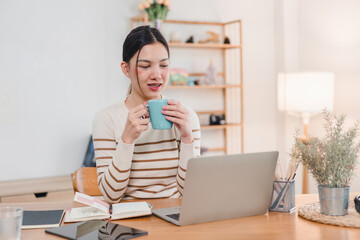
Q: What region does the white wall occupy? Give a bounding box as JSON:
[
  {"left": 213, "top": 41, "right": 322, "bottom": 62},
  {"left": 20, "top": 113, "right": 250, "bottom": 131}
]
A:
[
  {"left": 298, "top": 0, "right": 360, "bottom": 193},
  {"left": 0, "top": 0, "right": 279, "bottom": 181},
  {"left": 0, "top": 0, "right": 137, "bottom": 181},
  {"left": 279, "top": 0, "right": 360, "bottom": 193}
]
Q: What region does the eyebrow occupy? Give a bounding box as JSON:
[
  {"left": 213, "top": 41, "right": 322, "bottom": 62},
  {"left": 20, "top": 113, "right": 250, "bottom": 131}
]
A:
[{"left": 137, "top": 58, "right": 169, "bottom": 63}]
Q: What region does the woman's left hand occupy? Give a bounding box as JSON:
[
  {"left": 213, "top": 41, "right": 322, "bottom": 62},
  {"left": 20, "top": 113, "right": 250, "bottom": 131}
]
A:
[{"left": 162, "top": 100, "right": 193, "bottom": 143}]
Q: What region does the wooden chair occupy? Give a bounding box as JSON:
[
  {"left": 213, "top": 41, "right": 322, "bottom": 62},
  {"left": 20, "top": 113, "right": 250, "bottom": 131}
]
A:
[{"left": 71, "top": 167, "right": 102, "bottom": 196}]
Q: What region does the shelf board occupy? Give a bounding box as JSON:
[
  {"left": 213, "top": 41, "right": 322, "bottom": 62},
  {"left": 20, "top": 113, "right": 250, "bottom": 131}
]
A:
[
  {"left": 207, "top": 147, "right": 226, "bottom": 152},
  {"left": 196, "top": 110, "right": 225, "bottom": 115},
  {"left": 201, "top": 123, "right": 243, "bottom": 130},
  {"left": 167, "top": 84, "right": 241, "bottom": 89},
  {"left": 189, "top": 72, "right": 224, "bottom": 77},
  {"left": 131, "top": 17, "right": 241, "bottom": 26},
  {"left": 164, "top": 19, "right": 225, "bottom": 26},
  {"left": 169, "top": 42, "right": 241, "bottom": 49}
]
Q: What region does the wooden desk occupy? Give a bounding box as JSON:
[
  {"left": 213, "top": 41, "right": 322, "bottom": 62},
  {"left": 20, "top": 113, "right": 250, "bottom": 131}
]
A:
[{"left": 1, "top": 194, "right": 359, "bottom": 240}]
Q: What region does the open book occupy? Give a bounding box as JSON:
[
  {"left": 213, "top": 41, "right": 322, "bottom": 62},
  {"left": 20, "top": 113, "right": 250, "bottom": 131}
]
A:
[{"left": 64, "top": 192, "right": 152, "bottom": 222}]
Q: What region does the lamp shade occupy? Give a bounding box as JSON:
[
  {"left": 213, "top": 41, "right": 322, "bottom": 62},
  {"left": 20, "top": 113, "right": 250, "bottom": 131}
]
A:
[{"left": 278, "top": 72, "right": 334, "bottom": 115}]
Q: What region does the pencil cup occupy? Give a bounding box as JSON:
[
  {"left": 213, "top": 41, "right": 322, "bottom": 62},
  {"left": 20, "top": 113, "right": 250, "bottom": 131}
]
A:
[{"left": 269, "top": 180, "right": 295, "bottom": 212}]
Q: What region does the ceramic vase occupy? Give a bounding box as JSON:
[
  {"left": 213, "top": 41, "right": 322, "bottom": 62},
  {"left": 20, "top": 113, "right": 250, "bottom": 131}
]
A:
[{"left": 152, "top": 19, "right": 162, "bottom": 31}]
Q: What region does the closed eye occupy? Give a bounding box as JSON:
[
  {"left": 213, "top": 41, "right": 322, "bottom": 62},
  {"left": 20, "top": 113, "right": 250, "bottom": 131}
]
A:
[
  {"left": 139, "top": 66, "right": 150, "bottom": 69},
  {"left": 160, "top": 65, "right": 169, "bottom": 68}
]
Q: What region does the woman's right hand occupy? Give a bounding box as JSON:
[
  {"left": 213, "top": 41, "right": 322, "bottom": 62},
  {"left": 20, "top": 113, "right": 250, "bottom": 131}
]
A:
[{"left": 121, "top": 102, "right": 150, "bottom": 144}]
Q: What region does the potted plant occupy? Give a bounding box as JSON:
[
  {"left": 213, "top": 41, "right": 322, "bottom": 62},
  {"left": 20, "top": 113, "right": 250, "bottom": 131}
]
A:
[
  {"left": 138, "top": 0, "right": 171, "bottom": 30},
  {"left": 291, "top": 111, "right": 360, "bottom": 216}
]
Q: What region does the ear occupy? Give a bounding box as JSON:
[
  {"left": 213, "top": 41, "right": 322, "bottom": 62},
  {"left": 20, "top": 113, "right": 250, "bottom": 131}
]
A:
[{"left": 121, "top": 61, "right": 130, "bottom": 78}]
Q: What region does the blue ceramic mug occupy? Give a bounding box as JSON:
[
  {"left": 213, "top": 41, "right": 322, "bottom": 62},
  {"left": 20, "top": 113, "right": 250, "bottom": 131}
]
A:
[
  {"left": 147, "top": 99, "right": 173, "bottom": 129},
  {"left": 147, "top": 99, "right": 173, "bottom": 130}
]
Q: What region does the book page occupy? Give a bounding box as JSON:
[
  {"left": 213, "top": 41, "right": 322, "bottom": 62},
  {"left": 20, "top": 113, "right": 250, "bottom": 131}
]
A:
[
  {"left": 112, "top": 202, "right": 151, "bottom": 215},
  {"left": 69, "top": 206, "right": 109, "bottom": 219},
  {"left": 74, "top": 192, "right": 109, "bottom": 213}
]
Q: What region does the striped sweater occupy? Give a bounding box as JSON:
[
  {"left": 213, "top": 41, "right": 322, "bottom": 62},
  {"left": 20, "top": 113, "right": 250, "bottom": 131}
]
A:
[{"left": 92, "top": 100, "right": 201, "bottom": 203}]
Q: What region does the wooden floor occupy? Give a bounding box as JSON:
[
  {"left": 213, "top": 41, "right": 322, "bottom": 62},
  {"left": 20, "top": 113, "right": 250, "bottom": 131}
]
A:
[{"left": 0, "top": 175, "right": 74, "bottom": 203}]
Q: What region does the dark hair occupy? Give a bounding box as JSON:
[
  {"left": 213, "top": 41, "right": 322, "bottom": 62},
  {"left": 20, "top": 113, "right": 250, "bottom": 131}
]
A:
[{"left": 123, "top": 25, "right": 169, "bottom": 95}]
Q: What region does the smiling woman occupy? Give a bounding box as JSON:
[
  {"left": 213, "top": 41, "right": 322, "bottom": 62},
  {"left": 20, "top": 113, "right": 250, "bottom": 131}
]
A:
[
  {"left": 122, "top": 42, "right": 170, "bottom": 101},
  {"left": 92, "top": 26, "right": 201, "bottom": 203}
]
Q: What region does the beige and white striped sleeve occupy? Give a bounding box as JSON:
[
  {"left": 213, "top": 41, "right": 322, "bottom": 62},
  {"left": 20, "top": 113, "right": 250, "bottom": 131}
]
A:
[
  {"left": 176, "top": 107, "right": 201, "bottom": 195},
  {"left": 92, "top": 110, "right": 133, "bottom": 203}
]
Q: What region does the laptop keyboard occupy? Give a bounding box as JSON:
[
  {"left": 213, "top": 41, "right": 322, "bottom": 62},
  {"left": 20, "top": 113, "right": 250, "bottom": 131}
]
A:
[{"left": 166, "top": 213, "right": 180, "bottom": 221}]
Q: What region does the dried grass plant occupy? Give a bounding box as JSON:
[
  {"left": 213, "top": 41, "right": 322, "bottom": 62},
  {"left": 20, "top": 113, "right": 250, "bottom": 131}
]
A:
[{"left": 291, "top": 111, "right": 360, "bottom": 188}]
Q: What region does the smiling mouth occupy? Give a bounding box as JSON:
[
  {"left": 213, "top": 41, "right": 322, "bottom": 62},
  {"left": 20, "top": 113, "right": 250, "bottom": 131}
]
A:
[{"left": 148, "top": 83, "right": 162, "bottom": 87}]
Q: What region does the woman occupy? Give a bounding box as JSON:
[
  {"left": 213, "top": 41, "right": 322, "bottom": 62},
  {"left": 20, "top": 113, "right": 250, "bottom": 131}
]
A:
[{"left": 92, "top": 26, "right": 201, "bottom": 203}]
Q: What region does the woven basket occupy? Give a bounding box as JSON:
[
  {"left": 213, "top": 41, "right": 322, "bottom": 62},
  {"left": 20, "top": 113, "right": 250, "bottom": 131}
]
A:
[{"left": 298, "top": 201, "right": 360, "bottom": 228}]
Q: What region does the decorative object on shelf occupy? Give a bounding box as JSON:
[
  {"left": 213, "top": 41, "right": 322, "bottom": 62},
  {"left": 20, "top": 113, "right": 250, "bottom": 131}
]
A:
[
  {"left": 198, "top": 31, "right": 220, "bottom": 44},
  {"left": 201, "top": 59, "right": 219, "bottom": 85},
  {"left": 278, "top": 72, "right": 334, "bottom": 194},
  {"left": 291, "top": 110, "right": 360, "bottom": 216},
  {"left": 209, "top": 114, "right": 225, "bottom": 125},
  {"left": 138, "top": 0, "right": 171, "bottom": 30},
  {"left": 185, "top": 36, "right": 194, "bottom": 43},
  {"left": 200, "top": 146, "right": 209, "bottom": 155},
  {"left": 169, "top": 68, "right": 189, "bottom": 86},
  {"left": 187, "top": 76, "right": 195, "bottom": 86},
  {"left": 224, "top": 36, "right": 231, "bottom": 44},
  {"left": 169, "top": 31, "right": 181, "bottom": 43}
]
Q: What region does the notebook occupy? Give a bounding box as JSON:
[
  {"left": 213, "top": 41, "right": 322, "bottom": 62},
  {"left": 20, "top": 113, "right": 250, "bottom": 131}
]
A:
[
  {"left": 152, "top": 151, "right": 278, "bottom": 226},
  {"left": 64, "top": 192, "right": 152, "bottom": 222},
  {"left": 21, "top": 209, "right": 65, "bottom": 229}
]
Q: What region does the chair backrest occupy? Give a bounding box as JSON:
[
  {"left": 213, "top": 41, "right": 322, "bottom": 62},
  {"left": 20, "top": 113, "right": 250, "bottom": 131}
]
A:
[{"left": 71, "top": 167, "right": 102, "bottom": 196}]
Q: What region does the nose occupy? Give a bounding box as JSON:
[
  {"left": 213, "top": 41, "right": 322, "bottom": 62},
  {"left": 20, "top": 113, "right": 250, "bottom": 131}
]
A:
[{"left": 150, "top": 66, "right": 161, "bottom": 80}]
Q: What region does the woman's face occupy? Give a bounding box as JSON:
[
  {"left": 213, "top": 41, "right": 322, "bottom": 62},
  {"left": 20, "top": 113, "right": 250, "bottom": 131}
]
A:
[{"left": 128, "top": 42, "right": 170, "bottom": 100}]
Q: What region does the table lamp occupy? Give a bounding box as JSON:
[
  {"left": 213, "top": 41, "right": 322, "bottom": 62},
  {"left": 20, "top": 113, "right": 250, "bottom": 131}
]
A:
[{"left": 278, "top": 72, "right": 334, "bottom": 193}]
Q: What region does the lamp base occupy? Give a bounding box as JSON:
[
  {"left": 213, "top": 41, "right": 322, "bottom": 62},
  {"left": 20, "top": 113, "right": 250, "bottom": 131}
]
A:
[{"left": 302, "top": 122, "right": 309, "bottom": 194}]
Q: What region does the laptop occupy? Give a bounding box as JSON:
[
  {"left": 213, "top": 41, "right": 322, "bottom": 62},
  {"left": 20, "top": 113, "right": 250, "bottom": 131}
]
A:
[{"left": 152, "top": 151, "right": 278, "bottom": 226}]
